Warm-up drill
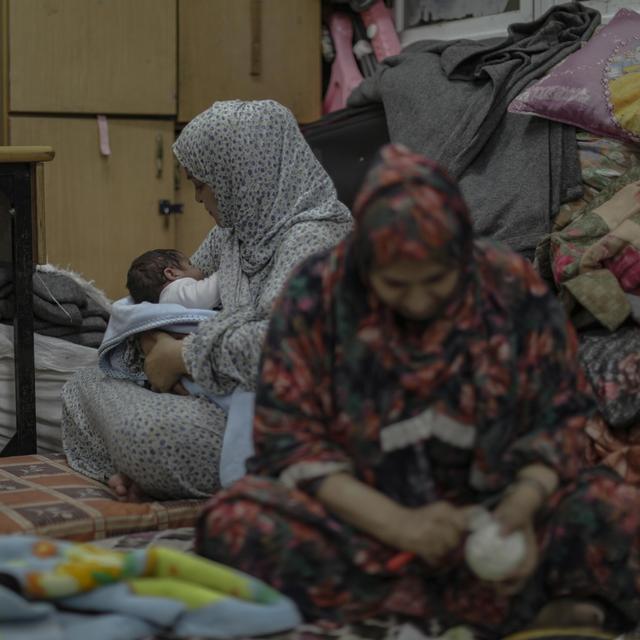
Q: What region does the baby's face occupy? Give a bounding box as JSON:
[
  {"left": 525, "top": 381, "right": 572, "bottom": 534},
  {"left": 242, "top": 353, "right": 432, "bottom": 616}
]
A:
[{"left": 178, "top": 258, "right": 204, "bottom": 281}]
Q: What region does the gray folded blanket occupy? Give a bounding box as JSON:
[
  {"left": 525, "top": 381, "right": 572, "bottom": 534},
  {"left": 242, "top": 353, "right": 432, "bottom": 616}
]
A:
[
  {"left": 82, "top": 298, "right": 110, "bottom": 321},
  {"left": 34, "top": 315, "right": 108, "bottom": 335},
  {"left": 579, "top": 325, "right": 640, "bottom": 429},
  {"left": 32, "top": 271, "right": 86, "bottom": 307},
  {"left": 348, "top": 2, "right": 600, "bottom": 257},
  {"left": 0, "top": 265, "right": 109, "bottom": 348},
  {"left": 32, "top": 297, "right": 83, "bottom": 326}
]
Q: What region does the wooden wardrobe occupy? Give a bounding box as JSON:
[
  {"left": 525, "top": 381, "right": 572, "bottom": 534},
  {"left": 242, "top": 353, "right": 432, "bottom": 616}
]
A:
[{"left": 0, "top": 0, "right": 321, "bottom": 298}]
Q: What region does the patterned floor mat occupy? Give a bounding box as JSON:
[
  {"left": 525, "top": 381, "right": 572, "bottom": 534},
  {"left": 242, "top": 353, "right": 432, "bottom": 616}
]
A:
[{"left": 93, "top": 526, "right": 196, "bottom": 552}]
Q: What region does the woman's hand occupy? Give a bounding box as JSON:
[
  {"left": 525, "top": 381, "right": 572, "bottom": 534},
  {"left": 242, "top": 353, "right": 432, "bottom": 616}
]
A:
[
  {"left": 138, "top": 331, "right": 162, "bottom": 356},
  {"left": 316, "top": 474, "right": 467, "bottom": 568},
  {"left": 396, "top": 501, "right": 469, "bottom": 566},
  {"left": 489, "top": 519, "right": 538, "bottom": 596},
  {"left": 494, "top": 464, "right": 558, "bottom": 532},
  {"left": 493, "top": 480, "right": 543, "bottom": 534},
  {"left": 489, "top": 464, "right": 558, "bottom": 594},
  {"left": 142, "top": 331, "right": 189, "bottom": 394}
]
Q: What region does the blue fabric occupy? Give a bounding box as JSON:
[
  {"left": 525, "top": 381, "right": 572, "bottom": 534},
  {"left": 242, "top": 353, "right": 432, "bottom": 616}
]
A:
[
  {"left": 97, "top": 297, "right": 255, "bottom": 486},
  {"left": 0, "top": 536, "right": 301, "bottom": 640},
  {"left": 218, "top": 390, "right": 256, "bottom": 487},
  {"left": 62, "top": 583, "right": 184, "bottom": 626},
  {"left": 0, "top": 611, "right": 154, "bottom": 640},
  {"left": 98, "top": 297, "right": 217, "bottom": 385}
]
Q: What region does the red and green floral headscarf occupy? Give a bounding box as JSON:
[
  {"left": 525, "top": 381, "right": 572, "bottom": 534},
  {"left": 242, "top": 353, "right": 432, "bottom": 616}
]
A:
[{"left": 351, "top": 144, "right": 474, "bottom": 280}]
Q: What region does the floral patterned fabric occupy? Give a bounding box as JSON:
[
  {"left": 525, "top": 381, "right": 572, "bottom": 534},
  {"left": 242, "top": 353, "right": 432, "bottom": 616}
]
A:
[
  {"left": 196, "top": 146, "right": 640, "bottom": 636},
  {"left": 586, "top": 414, "right": 640, "bottom": 487},
  {"left": 534, "top": 134, "right": 640, "bottom": 327},
  {"left": 579, "top": 325, "right": 640, "bottom": 429},
  {"left": 553, "top": 133, "right": 640, "bottom": 232},
  {"left": 533, "top": 134, "right": 640, "bottom": 490},
  {"left": 547, "top": 165, "right": 640, "bottom": 332},
  {"left": 535, "top": 133, "right": 640, "bottom": 282}
]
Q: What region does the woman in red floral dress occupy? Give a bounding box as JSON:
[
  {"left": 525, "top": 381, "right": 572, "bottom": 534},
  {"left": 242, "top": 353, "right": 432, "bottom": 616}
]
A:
[{"left": 196, "top": 144, "right": 640, "bottom": 637}]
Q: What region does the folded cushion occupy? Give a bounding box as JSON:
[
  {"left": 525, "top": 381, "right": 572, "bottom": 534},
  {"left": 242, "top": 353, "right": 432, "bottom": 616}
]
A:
[{"left": 509, "top": 9, "right": 640, "bottom": 145}]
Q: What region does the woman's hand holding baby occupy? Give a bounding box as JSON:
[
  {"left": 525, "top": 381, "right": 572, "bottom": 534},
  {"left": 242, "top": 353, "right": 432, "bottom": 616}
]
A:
[{"left": 141, "top": 331, "right": 189, "bottom": 394}]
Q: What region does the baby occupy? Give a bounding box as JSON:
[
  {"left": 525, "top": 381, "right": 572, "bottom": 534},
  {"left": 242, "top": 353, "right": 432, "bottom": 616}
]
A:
[{"left": 126, "top": 249, "right": 220, "bottom": 309}]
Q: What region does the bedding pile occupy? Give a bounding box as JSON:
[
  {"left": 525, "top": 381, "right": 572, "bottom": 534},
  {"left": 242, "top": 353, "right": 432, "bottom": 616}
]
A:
[
  {"left": 348, "top": 3, "right": 600, "bottom": 257},
  {"left": 0, "top": 264, "right": 111, "bottom": 348}
]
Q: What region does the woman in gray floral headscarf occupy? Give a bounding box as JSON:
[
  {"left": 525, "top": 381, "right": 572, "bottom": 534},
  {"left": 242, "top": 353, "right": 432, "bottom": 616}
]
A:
[{"left": 62, "top": 100, "right": 352, "bottom": 500}]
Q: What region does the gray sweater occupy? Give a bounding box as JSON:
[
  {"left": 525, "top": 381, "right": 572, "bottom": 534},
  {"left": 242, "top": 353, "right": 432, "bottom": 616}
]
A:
[{"left": 349, "top": 2, "right": 600, "bottom": 256}]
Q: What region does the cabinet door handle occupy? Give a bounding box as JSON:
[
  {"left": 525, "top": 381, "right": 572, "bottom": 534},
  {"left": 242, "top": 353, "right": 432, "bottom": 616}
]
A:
[
  {"left": 250, "top": 0, "right": 262, "bottom": 77},
  {"left": 97, "top": 116, "right": 111, "bottom": 156},
  {"left": 155, "top": 134, "right": 164, "bottom": 178},
  {"left": 159, "top": 200, "right": 183, "bottom": 215}
]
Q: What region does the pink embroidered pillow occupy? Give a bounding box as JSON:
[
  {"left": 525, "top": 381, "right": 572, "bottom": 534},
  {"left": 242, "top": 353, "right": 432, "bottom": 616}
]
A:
[{"left": 509, "top": 9, "right": 640, "bottom": 145}]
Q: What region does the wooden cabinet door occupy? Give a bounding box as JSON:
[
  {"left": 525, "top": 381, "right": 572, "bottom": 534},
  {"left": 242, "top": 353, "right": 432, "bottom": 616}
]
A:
[
  {"left": 178, "top": 0, "right": 321, "bottom": 124},
  {"left": 10, "top": 117, "right": 177, "bottom": 299},
  {"left": 175, "top": 167, "right": 216, "bottom": 258},
  {"left": 9, "top": 0, "right": 177, "bottom": 115}
]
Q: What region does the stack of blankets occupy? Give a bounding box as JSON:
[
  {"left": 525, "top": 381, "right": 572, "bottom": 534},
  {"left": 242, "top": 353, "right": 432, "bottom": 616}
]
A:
[
  {"left": 0, "top": 263, "right": 110, "bottom": 348},
  {"left": 347, "top": 3, "right": 600, "bottom": 258}
]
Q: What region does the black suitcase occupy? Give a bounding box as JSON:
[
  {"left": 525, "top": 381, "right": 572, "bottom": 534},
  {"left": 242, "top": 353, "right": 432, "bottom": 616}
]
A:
[{"left": 301, "top": 103, "right": 390, "bottom": 210}]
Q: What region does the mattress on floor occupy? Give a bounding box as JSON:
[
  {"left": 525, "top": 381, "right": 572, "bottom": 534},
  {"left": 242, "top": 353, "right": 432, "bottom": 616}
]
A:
[{"left": 0, "top": 453, "right": 204, "bottom": 541}]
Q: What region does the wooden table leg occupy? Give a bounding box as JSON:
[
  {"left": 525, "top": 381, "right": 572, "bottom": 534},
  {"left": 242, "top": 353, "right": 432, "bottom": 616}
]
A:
[{"left": 0, "top": 163, "right": 37, "bottom": 455}]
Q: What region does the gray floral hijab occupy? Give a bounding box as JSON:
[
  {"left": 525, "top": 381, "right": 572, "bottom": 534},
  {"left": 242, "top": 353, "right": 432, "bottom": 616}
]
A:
[{"left": 173, "top": 100, "right": 352, "bottom": 277}]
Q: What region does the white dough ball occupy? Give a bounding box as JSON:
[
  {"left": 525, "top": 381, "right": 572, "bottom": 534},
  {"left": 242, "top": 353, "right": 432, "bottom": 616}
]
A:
[{"left": 464, "top": 519, "right": 526, "bottom": 581}]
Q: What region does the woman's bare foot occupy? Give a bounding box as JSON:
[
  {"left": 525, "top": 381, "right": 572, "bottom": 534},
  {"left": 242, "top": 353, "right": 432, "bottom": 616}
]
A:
[
  {"left": 107, "top": 473, "right": 149, "bottom": 502},
  {"left": 530, "top": 598, "right": 606, "bottom": 629}
]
